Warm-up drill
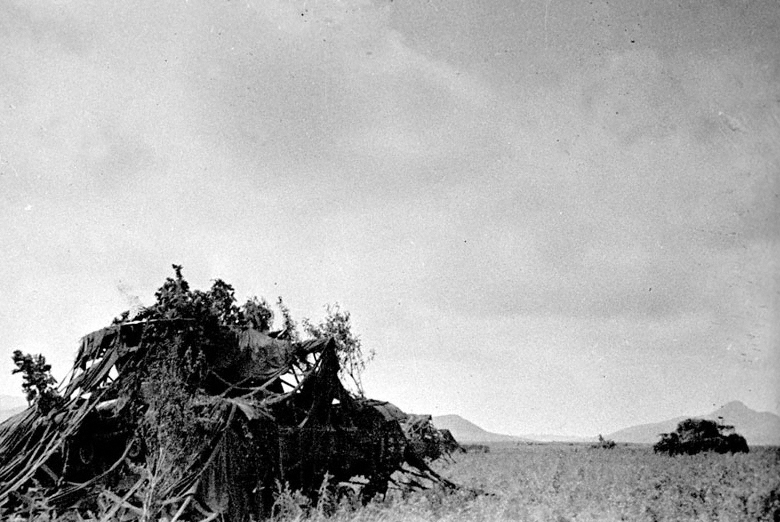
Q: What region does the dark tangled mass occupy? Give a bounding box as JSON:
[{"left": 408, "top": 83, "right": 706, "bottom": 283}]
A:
[{"left": 0, "top": 309, "right": 460, "bottom": 521}]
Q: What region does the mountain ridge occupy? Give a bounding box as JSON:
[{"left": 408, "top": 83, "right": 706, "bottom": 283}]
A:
[
  {"left": 432, "top": 414, "right": 528, "bottom": 443},
  {"left": 607, "top": 401, "right": 780, "bottom": 445},
  {"left": 433, "top": 401, "right": 779, "bottom": 446},
  {"left": 0, "top": 394, "right": 28, "bottom": 423}
]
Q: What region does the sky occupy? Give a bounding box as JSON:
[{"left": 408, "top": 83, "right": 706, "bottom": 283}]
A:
[{"left": 1, "top": 0, "right": 778, "bottom": 437}]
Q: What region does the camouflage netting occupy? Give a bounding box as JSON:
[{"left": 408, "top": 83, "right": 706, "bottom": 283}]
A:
[{"left": 0, "top": 275, "right": 459, "bottom": 521}]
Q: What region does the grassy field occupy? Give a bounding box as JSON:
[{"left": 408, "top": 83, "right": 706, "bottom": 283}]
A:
[
  {"left": 280, "top": 442, "right": 780, "bottom": 522},
  {"left": 10, "top": 443, "right": 780, "bottom": 521}
]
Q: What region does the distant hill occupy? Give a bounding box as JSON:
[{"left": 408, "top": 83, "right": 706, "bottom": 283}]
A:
[
  {"left": 433, "top": 414, "right": 527, "bottom": 443},
  {"left": 608, "top": 401, "right": 780, "bottom": 446},
  {"left": 0, "top": 394, "right": 28, "bottom": 423},
  {"left": 606, "top": 416, "right": 688, "bottom": 445}
]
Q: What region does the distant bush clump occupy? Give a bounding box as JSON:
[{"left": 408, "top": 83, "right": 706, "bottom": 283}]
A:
[
  {"left": 462, "top": 444, "right": 490, "bottom": 454},
  {"left": 654, "top": 418, "right": 749, "bottom": 456},
  {"left": 592, "top": 434, "right": 616, "bottom": 449}
]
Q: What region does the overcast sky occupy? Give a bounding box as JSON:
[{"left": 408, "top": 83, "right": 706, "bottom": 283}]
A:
[{"left": 1, "top": 0, "right": 778, "bottom": 436}]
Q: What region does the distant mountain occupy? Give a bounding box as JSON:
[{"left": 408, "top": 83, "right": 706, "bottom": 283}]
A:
[
  {"left": 706, "top": 401, "right": 780, "bottom": 446},
  {"left": 606, "top": 416, "right": 688, "bottom": 445},
  {"left": 433, "top": 414, "right": 527, "bottom": 443},
  {"left": 0, "top": 394, "right": 28, "bottom": 423},
  {"left": 0, "top": 394, "right": 28, "bottom": 409},
  {"left": 433, "top": 415, "right": 599, "bottom": 443},
  {"left": 608, "top": 401, "right": 780, "bottom": 446}
]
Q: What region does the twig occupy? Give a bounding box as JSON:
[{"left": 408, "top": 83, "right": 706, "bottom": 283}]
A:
[{"left": 99, "top": 482, "right": 145, "bottom": 521}]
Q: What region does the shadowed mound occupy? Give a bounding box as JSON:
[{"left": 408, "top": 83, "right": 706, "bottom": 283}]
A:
[{"left": 0, "top": 274, "right": 456, "bottom": 521}]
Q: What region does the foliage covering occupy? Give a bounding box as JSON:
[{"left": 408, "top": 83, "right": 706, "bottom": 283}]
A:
[
  {"left": 303, "top": 303, "right": 374, "bottom": 396},
  {"left": 4, "top": 266, "right": 443, "bottom": 521},
  {"left": 10, "top": 351, "right": 62, "bottom": 412}
]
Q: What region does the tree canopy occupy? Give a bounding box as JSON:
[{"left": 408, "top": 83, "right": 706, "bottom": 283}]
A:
[
  {"left": 654, "top": 418, "right": 749, "bottom": 456},
  {"left": 112, "top": 265, "right": 372, "bottom": 394}
]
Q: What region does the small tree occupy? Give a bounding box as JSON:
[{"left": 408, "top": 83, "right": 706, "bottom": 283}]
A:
[
  {"left": 276, "top": 297, "right": 300, "bottom": 342},
  {"left": 11, "top": 350, "right": 61, "bottom": 412},
  {"left": 303, "top": 303, "right": 373, "bottom": 396}
]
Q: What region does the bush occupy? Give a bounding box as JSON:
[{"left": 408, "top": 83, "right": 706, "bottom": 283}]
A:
[
  {"left": 11, "top": 351, "right": 62, "bottom": 413},
  {"left": 654, "top": 418, "right": 749, "bottom": 456},
  {"left": 592, "top": 434, "right": 616, "bottom": 449},
  {"left": 462, "top": 444, "right": 490, "bottom": 454}
]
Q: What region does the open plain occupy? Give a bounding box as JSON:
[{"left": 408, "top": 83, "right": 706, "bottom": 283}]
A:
[{"left": 280, "top": 443, "right": 780, "bottom": 522}]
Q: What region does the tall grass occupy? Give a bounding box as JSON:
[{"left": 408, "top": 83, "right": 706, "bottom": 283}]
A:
[
  {"left": 9, "top": 443, "right": 780, "bottom": 521},
  {"left": 313, "top": 443, "right": 780, "bottom": 522},
  {"left": 426, "top": 443, "right": 780, "bottom": 521}
]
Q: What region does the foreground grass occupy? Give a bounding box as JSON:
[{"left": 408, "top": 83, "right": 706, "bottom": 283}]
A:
[
  {"left": 11, "top": 443, "right": 780, "bottom": 521},
  {"left": 442, "top": 443, "right": 780, "bottom": 521},
  {"left": 299, "top": 443, "right": 780, "bottom": 522}
]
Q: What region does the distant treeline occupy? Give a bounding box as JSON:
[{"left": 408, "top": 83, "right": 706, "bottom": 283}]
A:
[{"left": 461, "top": 444, "right": 490, "bottom": 453}]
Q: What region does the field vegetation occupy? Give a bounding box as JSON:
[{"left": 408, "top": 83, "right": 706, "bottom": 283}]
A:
[
  {"left": 12, "top": 442, "right": 778, "bottom": 521},
  {"left": 300, "top": 442, "right": 779, "bottom": 522},
  {"left": 419, "top": 443, "right": 780, "bottom": 522}
]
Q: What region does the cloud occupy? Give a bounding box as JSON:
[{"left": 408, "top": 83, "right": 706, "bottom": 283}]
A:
[
  {"left": 578, "top": 48, "right": 692, "bottom": 146},
  {"left": 1, "top": 0, "right": 778, "bottom": 427},
  {"left": 3, "top": 0, "right": 776, "bottom": 316},
  {"left": 399, "top": 35, "right": 779, "bottom": 322}
]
